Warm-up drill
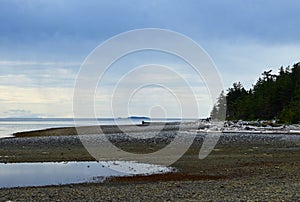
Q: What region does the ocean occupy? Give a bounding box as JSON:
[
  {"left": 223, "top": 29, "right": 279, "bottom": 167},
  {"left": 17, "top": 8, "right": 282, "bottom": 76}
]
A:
[{"left": 0, "top": 118, "right": 189, "bottom": 138}]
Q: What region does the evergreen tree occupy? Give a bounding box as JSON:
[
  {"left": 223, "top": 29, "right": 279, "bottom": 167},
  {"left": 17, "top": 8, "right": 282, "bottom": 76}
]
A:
[
  {"left": 210, "top": 91, "right": 226, "bottom": 121},
  {"left": 211, "top": 62, "right": 300, "bottom": 123}
]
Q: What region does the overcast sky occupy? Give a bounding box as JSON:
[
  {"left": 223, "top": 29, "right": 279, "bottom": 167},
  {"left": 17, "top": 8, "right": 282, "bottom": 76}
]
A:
[{"left": 0, "top": 0, "right": 300, "bottom": 118}]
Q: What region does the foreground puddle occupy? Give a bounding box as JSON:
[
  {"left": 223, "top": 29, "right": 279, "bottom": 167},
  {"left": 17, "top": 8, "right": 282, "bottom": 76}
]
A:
[{"left": 0, "top": 161, "right": 173, "bottom": 188}]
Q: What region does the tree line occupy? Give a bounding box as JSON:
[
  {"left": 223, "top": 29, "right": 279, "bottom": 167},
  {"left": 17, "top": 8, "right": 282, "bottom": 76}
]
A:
[{"left": 211, "top": 62, "right": 300, "bottom": 124}]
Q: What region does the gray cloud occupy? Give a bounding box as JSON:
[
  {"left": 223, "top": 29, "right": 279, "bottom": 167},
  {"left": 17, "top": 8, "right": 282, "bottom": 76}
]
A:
[
  {"left": 0, "top": 64, "right": 78, "bottom": 88},
  {"left": 0, "top": 1, "right": 299, "bottom": 118},
  {"left": 3, "top": 109, "right": 44, "bottom": 118}
]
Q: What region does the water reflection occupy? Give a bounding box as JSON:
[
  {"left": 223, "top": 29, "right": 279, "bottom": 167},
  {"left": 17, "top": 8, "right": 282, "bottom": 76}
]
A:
[{"left": 0, "top": 161, "right": 172, "bottom": 188}]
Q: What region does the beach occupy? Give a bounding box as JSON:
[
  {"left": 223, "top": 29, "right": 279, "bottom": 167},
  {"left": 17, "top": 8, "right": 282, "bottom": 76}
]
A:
[
  {"left": 2, "top": 1, "right": 300, "bottom": 201},
  {"left": 0, "top": 124, "right": 299, "bottom": 201}
]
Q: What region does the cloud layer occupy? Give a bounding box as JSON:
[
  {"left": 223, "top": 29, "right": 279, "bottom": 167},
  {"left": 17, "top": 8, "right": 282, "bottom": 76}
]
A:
[{"left": 0, "top": 1, "right": 299, "bottom": 118}]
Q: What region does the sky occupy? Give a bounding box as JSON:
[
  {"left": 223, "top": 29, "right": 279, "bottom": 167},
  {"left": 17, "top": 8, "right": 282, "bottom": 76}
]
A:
[{"left": 0, "top": 0, "right": 300, "bottom": 118}]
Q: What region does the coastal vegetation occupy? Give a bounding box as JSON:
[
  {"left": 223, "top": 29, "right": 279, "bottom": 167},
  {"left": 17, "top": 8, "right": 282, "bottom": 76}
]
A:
[{"left": 211, "top": 62, "right": 300, "bottom": 124}]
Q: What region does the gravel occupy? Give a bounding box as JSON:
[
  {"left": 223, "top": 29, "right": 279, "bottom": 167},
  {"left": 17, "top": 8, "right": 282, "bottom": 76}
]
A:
[
  {"left": 0, "top": 177, "right": 299, "bottom": 201},
  {"left": 0, "top": 128, "right": 299, "bottom": 201}
]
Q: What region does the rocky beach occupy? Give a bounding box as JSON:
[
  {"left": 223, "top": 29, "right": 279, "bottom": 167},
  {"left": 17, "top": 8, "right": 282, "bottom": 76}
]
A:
[{"left": 0, "top": 122, "right": 299, "bottom": 201}]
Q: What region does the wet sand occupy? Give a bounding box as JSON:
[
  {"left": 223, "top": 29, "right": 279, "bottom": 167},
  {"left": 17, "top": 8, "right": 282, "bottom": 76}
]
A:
[{"left": 0, "top": 125, "right": 299, "bottom": 201}]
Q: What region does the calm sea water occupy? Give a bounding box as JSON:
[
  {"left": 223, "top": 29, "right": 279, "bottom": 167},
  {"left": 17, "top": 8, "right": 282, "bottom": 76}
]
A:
[{"left": 0, "top": 118, "right": 188, "bottom": 138}]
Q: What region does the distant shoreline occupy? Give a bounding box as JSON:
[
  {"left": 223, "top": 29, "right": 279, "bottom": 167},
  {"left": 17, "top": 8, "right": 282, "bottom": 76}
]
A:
[
  {"left": 12, "top": 121, "right": 190, "bottom": 138},
  {"left": 10, "top": 120, "right": 300, "bottom": 139},
  {"left": 0, "top": 118, "right": 196, "bottom": 139}
]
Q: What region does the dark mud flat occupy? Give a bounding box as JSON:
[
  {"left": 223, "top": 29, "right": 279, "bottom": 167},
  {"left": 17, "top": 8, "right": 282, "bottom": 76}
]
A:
[{"left": 0, "top": 127, "right": 299, "bottom": 201}]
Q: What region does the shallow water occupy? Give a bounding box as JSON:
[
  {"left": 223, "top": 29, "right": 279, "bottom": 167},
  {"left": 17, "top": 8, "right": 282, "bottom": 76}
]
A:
[{"left": 0, "top": 161, "right": 172, "bottom": 188}]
